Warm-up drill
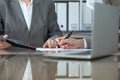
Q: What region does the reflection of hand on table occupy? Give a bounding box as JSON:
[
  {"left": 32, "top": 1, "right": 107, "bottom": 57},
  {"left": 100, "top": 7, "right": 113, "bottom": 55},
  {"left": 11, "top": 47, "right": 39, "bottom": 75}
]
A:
[
  {"left": 0, "top": 50, "right": 13, "bottom": 59},
  {"left": 0, "top": 50, "right": 9, "bottom": 54}
]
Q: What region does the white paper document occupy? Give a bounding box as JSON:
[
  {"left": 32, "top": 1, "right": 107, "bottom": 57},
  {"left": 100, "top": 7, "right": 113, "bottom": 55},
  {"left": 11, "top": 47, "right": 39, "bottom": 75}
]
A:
[
  {"left": 36, "top": 48, "right": 90, "bottom": 53},
  {"left": 36, "top": 48, "right": 64, "bottom": 51},
  {"left": 36, "top": 48, "right": 91, "bottom": 58}
]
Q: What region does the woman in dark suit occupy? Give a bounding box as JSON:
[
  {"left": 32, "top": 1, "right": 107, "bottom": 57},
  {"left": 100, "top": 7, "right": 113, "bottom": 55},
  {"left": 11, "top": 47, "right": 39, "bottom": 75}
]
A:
[{"left": 0, "top": 0, "right": 62, "bottom": 49}]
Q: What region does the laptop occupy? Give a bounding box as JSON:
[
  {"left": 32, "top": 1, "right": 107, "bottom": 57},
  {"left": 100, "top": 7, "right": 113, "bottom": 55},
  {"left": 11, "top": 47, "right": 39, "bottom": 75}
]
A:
[{"left": 37, "top": 3, "right": 119, "bottom": 59}]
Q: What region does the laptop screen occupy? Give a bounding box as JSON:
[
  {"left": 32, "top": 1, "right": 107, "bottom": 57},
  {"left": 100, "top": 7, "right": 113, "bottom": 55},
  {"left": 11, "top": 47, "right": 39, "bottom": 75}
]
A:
[{"left": 91, "top": 3, "right": 119, "bottom": 58}]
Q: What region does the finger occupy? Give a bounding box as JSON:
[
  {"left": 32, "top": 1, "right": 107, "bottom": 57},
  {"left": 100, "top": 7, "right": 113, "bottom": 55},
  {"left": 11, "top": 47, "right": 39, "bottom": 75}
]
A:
[
  {"left": 63, "top": 45, "right": 70, "bottom": 49},
  {"left": 59, "top": 39, "right": 69, "bottom": 45},
  {"left": 49, "top": 40, "right": 56, "bottom": 48},
  {"left": 43, "top": 42, "right": 48, "bottom": 48},
  {"left": 46, "top": 39, "right": 53, "bottom": 48},
  {"left": 49, "top": 40, "right": 59, "bottom": 48},
  {"left": 3, "top": 34, "right": 8, "bottom": 39},
  {"left": 59, "top": 45, "right": 65, "bottom": 49},
  {"left": 55, "top": 38, "right": 59, "bottom": 43}
]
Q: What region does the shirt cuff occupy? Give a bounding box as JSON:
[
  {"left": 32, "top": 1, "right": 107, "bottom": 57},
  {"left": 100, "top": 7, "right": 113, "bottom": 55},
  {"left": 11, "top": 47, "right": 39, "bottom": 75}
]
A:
[{"left": 83, "top": 38, "right": 87, "bottom": 48}]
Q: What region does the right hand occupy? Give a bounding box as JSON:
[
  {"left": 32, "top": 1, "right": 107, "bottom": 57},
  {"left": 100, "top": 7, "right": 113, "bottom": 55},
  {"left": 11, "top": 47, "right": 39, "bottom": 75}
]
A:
[
  {"left": 0, "top": 34, "right": 11, "bottom": 49},
  {"left": 56, "top": 37, "right": 84, "bottom": 49}
]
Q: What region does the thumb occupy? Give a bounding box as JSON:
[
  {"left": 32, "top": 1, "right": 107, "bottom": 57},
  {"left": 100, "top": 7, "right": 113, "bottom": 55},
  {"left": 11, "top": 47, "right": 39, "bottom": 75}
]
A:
[
  {"left": 3, "top": 34, "right": 8, "bottom": 39},
  {"left": 43, "top": 42, "right": 48, "bottom": 48}
]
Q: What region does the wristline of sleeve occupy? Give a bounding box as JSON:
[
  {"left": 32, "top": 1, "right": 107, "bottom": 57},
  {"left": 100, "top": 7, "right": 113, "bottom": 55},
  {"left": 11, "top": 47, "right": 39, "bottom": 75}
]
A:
[{"left": 71, "top": 37, "right": 88, "bottom": 48}]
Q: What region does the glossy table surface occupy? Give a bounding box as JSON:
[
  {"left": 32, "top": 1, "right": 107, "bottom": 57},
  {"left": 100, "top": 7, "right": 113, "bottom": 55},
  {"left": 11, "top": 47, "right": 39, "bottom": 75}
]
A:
[{"left": 0, "top": 47, "right": 119, "bottom": 80}]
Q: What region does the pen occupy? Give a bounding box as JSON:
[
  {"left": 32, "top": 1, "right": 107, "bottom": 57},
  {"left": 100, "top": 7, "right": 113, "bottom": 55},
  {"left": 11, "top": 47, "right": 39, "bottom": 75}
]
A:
[
  {"left": 55, "top": 40, "right": 60, "bottom": 48},
  {"left": 64, "top": 31, "right": 73, "bottom": 39},
  {"left": 56, "top": 31, "right": 73, "bottom": 48}
]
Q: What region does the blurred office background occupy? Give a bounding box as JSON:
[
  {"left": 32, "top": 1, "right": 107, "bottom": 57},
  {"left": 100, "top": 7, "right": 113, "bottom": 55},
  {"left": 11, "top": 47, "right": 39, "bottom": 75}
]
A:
[
  {"left": 53, "top": 0, "right": 120, "bottom": 48},
  {"left": 53, "top": 0, "right": 120, "bottom": 37},
  {"left": 54, "top": 0, "right": 120, "bottom": 32}
]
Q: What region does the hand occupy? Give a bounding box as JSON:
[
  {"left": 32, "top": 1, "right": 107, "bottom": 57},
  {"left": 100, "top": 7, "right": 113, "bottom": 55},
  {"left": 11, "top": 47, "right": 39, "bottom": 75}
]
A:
[
  {"left": 0, "top": 34, "right": 11, "bottom": 49},
  {"left": 56, "top": 37, "right": 84, "bottom": 49},
  {"left": 43, "top": 39, "right": 58, "bottom": 48}
]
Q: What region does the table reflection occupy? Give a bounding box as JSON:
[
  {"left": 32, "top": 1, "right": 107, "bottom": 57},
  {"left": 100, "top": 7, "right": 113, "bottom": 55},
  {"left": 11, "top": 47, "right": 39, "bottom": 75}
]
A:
[
  {"left": 55, "top": 56, "right": 118, "bottom": 80},
  {"left": 0, "top": 47, "right": 118, "bottom": 80},
  {"left": 0, "top": 55, "right": 57, "bottom": 80}
]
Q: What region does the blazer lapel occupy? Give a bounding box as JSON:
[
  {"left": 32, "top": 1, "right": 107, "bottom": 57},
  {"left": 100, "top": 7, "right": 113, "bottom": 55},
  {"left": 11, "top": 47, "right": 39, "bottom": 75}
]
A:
[
  {"left": 30, "top": 0, "right": 40, "bottom": 30},
  {"left": 10, "top": 0, "right": 28, "bottom": 29}
]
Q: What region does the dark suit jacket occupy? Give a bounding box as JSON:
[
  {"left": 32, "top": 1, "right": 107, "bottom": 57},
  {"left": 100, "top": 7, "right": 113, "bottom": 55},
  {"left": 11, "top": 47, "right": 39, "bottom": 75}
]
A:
[{"left": 0, "top": 0, "right": 62, "bottom": 47}]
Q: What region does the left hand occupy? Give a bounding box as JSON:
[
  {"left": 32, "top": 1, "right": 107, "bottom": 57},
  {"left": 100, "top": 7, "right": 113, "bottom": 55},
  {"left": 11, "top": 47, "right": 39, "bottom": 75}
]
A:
[
  {"left": 0, "top": 34, "right": 11, "bottom": 49},
  {"left": 43, "top": 39, "right": 58, "bottom": 48}
]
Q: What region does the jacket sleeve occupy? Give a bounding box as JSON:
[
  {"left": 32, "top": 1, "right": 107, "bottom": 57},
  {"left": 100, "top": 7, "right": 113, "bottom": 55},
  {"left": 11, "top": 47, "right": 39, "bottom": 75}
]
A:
[
  {"left": 0, "top": 8, "right": 4, "bottom": 35},
  {"left": 47, "top": 0, "right": 62, "bottom": 40},
  {"left": 85, "top": 36, "right": 91, "bottom": 49}
]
